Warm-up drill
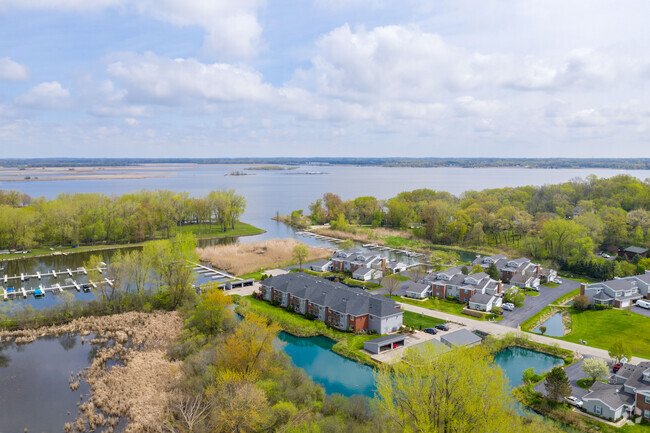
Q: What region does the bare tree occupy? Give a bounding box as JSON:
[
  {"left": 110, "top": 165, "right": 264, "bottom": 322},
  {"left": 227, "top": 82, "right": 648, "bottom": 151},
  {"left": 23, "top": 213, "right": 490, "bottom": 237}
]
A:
[{"left": 382, "top": 274, "right": 402, "bottom": 296}]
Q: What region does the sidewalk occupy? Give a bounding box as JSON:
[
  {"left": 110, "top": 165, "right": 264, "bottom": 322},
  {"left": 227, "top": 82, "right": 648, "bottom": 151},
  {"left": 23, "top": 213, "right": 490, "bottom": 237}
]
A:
[{"left": 397, "top": 302, "right": 649, "bottom": 364}]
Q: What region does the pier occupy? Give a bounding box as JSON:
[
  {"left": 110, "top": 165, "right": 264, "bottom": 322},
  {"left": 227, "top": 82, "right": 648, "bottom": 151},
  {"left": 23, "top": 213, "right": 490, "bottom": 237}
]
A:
[
  {"left": 0, "top": 266, "right": 107, "bottom": 283},
  {"left": 1, "top": 278, "right": 113, "bottom": 301}
]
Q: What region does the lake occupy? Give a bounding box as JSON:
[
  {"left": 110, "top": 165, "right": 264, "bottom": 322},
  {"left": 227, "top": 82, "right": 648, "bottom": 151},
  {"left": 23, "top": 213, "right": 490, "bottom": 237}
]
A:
[
  {"left": 533, "top": 313, "right": 565, "bottom": 337},
  {"left": 493, "top": 346, "right": 564, "bottom": 388}
]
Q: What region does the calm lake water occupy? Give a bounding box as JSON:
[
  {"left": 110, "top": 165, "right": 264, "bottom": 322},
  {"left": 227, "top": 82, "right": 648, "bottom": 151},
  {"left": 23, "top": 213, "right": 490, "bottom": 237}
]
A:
[
  {"left": 533, "top": 313, "right": 565, "bottom": 337},
  {"left": 0, "top": 335, "right": 94, "bottom": 432}
]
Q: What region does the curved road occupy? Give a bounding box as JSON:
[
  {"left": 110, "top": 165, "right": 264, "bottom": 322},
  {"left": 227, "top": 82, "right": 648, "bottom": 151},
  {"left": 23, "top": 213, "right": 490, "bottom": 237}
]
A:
[{"left": 398, "top": 302, "right": 649, "bottom": 365}]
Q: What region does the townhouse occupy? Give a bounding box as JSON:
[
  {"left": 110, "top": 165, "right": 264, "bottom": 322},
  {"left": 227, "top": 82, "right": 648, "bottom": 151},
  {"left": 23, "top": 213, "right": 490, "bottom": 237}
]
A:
[
  {"left": 472, "top": 254, "right": 557, "bottom": 288},
  {"left": 330, "top": 248, "right": 386, "bottom": 280},
  {"left": 580, "top": 272, "right": 650, "bottom": 308},
  {"left": 583, "top": 362, "right": 650, "bottom": 421},
  {"left": 423, "top": 265, "right": 504, "bottom": 312},
  {"left": 258, "top": 272, "right": 403, "bottom": 334}
]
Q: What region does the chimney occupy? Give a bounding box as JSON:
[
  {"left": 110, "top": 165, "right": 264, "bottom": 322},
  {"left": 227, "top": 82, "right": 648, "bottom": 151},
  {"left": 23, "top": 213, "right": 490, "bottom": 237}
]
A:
[
  {"left": 536, "top": 264, "right": 541, "bottom": 275},
  {"left": 580, "top": 283, "right": 587, "bottom": 296},
  {"left": 498, "top": 281, "right": 503, "bottom": 293}
]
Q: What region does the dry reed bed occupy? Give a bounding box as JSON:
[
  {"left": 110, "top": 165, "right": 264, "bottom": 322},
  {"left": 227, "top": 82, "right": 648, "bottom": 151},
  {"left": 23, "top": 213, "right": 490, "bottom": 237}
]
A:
[
  {"left": 2, "top": 311, "right": 183, "bottom": 433},
  {"left": 197, "top": 238, "right": 331, "bottom": 275}
]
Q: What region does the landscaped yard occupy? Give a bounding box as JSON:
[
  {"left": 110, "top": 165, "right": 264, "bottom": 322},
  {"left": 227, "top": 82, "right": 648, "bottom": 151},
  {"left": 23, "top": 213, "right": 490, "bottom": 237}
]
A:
[
  {"left": 391, "top": 296, "right": 465, "bottom": 315},
  {"left": 560, "top": 309, "right": 650, "bottom": 359},
  {"left": 402, "top": 311, "right": 445, "bottom": 329},
  {"left": 236, "top": 295, "right": 379, "bottom": 366}
]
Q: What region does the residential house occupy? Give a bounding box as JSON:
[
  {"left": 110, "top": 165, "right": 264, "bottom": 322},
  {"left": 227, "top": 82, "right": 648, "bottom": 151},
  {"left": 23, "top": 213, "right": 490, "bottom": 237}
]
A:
[
  {"left": 424, "top": 265, "right": 503, "bottom": 312},
  {"left": 403, "top": 281, "right": 431, "bottom": 299},
  {"left": 580, "top": 272, "right": 650, "bottom": 308},
  {"left": 309, "top": 259, "right": 332, "bottom": 272},
  {"left": 330, "top": 248, "right": 386, "bottom": 280},
  {"left": 258, "top": 272, "right": 403, "bottom": 334},
  {"left": 583, "top": 362, "right": 650, "bottom": 421},
  {"left": 619, "top": 246, "right": 649, "bottom": 261},
  {"left": 386, "top": 259, "right": 407, "bottom": 274},
  {"left": 472, "top": 254, "right": 557, "bottom": 288}
]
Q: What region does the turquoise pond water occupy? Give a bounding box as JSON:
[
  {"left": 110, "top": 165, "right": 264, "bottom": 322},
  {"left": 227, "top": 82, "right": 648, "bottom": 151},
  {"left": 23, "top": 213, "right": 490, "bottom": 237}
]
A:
[
  {"left": 279, "top": 333, "right": 564, "bottom": 396},
  {"left": 533, "top": 313, "right": 565, "bottom": 337}
]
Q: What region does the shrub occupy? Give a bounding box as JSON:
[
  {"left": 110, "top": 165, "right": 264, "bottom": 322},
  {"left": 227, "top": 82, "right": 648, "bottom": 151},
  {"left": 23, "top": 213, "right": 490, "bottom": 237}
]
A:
[
  {"left": 462, "top": 309, "right": 483, "bottom": 318},
  {"left": 573, "top": 295, "right": 590, "bottom": 310}
]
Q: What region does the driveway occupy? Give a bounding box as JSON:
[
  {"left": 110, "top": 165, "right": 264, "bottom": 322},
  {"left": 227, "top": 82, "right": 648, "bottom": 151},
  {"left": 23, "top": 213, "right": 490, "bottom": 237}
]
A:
[
  {"left": 532, "top": 357, "right": 595, "bottom": 400},
  {"left": 499, "top": 279, "right": 581, "bottom": 328},
  {"left": 629, "top": 305, "right": 650, "bottom": 318}
]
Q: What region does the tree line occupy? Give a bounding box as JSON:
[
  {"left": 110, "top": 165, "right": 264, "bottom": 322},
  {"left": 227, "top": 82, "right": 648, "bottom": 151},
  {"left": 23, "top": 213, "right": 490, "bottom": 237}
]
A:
[
  {"left": 304, "top": 175, "right": 650, "bottom": 278},
  {"left": 0, "top": 188, "right": 246, "bottom": 250}
]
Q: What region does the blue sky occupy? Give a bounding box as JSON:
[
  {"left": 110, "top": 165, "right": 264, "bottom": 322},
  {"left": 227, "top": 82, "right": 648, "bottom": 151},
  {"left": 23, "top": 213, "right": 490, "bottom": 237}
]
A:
[{"left": 1, "top": 0, "right": 649, "bottom": 158}]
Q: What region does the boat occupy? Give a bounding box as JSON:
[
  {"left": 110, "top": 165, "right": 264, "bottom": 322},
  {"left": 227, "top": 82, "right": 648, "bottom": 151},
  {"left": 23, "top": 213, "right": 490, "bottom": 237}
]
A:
[{"left": 34, "top": 287, "right": 44, "bottom": 298}]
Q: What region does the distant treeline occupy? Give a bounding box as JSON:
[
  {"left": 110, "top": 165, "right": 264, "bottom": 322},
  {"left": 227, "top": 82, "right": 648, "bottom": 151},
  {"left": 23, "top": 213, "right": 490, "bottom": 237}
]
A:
[
  {"left": 0, "top": 189, "right": 246, "bottom": 249},
  {"left": 2, "top": 157, "right": 650, "bottom": 170},
  {"left": 302, "top": 174, "right": 650, "bottom": 279}
]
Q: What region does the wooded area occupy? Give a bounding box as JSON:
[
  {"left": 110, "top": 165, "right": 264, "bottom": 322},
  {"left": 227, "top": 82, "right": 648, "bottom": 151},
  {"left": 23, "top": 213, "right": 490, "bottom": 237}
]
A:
[
  {"left": 0, "top": 189, "right": 246, "bottom": 249},
  {"left": 303, "top": 175, "right": 650, "bottom": 279}
]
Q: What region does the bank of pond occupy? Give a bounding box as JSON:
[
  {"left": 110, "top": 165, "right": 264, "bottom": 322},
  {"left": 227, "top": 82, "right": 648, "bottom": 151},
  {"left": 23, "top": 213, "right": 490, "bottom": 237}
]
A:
[{"left": 0, "top": 327, "right": 566, "bottom": 430}]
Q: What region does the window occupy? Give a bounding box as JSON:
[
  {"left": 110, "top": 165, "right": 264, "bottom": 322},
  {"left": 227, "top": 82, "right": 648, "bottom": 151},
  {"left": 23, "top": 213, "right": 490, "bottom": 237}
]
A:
[
  {"left": 644, "top": 409, "right": 650, "bottom": 419},
  {"left": 595, "top": 406, "right": 603, "bottom": 415},
  {"left": 645, "top": 395, "right": 650, "bottom": 404}
]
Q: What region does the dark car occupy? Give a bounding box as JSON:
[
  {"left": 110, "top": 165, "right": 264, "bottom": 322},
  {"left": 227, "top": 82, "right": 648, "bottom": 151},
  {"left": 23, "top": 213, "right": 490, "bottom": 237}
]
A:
[
  {"left": 435, "top": 324, "right": 449, "bottom": 331},
  {"left": 423, "top": 328, "right": 437, "bottom": 335}
]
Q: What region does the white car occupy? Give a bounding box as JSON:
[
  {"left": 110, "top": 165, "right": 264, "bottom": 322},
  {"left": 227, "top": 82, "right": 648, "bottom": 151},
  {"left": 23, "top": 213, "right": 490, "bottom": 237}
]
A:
[
  {"left": 501, "top": 303, "right": 515, "bottom": 311},
  {"left": 565, "top": 396, "right": 583, "bottom": 408},
  {"left": 636, "top": 299, "right": 650, "bottom": 310}
]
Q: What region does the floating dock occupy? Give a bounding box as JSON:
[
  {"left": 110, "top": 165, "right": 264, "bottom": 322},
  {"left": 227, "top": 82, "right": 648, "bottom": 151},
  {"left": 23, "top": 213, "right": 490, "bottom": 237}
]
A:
[
  {"left": 0, "top": 266, "right": 107, "bottom": 283},
  {"left": 1, "top": 278, "right": 113, "bottom": 301}
]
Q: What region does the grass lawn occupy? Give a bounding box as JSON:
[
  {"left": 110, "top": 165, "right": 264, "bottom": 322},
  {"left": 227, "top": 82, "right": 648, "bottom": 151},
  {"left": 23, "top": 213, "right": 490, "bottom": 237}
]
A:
[
  {"left": 391, "top": 296, "right": 465, "bottom": 315},
  {"left": 237, "top": 296, "right": 379, "bottom": 366},
  {"left": 543, "top": 282, "right": 560, "bottom": 288},
  {"left": 524, "top": 290, "right": 540, "bottom": 297},
  {"left": 559, "top": 309, "right": 650, "bottom": 359},
  {"left": 576, "top": 378, "right": 607, "bottom": 390},
  {"left": 402, "top": 311, "right": 445, "bottom": 329}
]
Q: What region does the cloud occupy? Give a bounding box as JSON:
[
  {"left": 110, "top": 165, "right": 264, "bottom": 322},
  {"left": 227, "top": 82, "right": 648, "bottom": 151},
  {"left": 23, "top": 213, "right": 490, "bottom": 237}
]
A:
[
  {"left": 14, "top": 81, "right": 71, "bottom": 110},
  {"left": 1, "top": 0, "right": 265, "bottom": 58},
  {"left": 0, "top": 57, "right": 30, "bottom": 81}
]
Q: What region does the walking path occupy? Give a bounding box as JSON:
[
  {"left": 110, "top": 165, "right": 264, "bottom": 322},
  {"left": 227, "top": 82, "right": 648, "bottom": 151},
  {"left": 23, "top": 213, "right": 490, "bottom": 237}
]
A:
[{"left": 398, "top": 302, "right": 649, "bottom": 365}]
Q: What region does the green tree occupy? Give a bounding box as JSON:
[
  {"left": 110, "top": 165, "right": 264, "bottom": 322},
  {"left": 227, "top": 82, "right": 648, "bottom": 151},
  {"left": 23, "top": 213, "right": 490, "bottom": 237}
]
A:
[
  {"left": 144, "top": 234, "right": 198, "bottom": 309},
  {"left": 581, "top": 358, "right": 609, "bottom": 382},
  {"left": 375, "top": 345, "right": 520, "bottom": 433},
  {"left": 487, "top": 262, "right": 500, "bottom": 280},
  {"left": 187, "top": 284, "right": 234, "bottom": 336},
  {"left": 544, "top": 366, "right": 572, "bottom": 402},
  {"left": 608, "top": 339, "right": 632, "bottom": 364},
  {"left": 539, "top": 326, "right": 547, "bottom": 336},
  {"left": 292, "top": 243, "right": 309, "bottom": 270},
  {"left": 469, "top": 264, "right": 485, "bottom": 274},
  {"left": 339, "top": 239, "right": 354, "bottom": 250}
]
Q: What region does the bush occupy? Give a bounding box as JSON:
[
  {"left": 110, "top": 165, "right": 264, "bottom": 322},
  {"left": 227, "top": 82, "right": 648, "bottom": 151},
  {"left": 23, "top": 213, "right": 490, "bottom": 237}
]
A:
[
  {"left": 462, "top": 309, "right": 483, "bottom": 318},
  {"left": 573, "top": 295, "right": 591, "bottom": 310}
]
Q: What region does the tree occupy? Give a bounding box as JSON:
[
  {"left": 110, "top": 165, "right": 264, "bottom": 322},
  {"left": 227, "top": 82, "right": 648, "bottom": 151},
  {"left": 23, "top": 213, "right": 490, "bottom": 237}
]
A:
[
  {"left": 375, "top": 345, "right": 519, "bottom": 433},
  {"left": 487, "top": 262, "right": 501, "bottom": 280},
  {"left": 544, "top": 366, "right": 572, "bottom": 402},
  {"left": 144, "top": 234, "right": 198, "bottom": 309},
  {"left": 581, "top": 358, "right": 609, "bottom": 382},
  {"left": 539, "top": 326, "right": 547, "bottom": 336},
  {"left": 339, "top": 239, "right": 354, "bottom": 250},
  {"left": 469, "top": 264, "right": 485, "bottom": 274},
  {"left": 382, "top": 274, "right": 402, "bottom": 296},
  {"left": 292, "top": 243, "right": 309, "bottom": 270},
  {"left": 428, "top": 250, "right": 460, "bottom": 272},
  {"left": 573, "top": 295, "right": 591, "bottom": 310},
  {"left": 222, "top": 312, "right": 281, "bottom": 376},
  {"left": 608, "top": 339, "right": 632, "bottom": 364},
  {"left": 461, "top": 266, "right": 469, "bottom": 275},
  {"left": 187, "top": 284, "right": 234, "bottom": 336}
]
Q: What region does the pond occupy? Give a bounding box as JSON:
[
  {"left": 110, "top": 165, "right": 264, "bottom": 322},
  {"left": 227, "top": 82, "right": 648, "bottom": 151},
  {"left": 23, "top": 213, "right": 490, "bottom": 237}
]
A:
[
  {"left": 278, "top": 332, "right": 376, "bottom": 397},
  {"left": 0, "top": 334, "right": 95, "bottom": 432},
  {"left": 533, "top": 312, "right": 565, "bottom": 337},
  {"left": 493, "top": 346, "right": 564, "bottom": 388}
]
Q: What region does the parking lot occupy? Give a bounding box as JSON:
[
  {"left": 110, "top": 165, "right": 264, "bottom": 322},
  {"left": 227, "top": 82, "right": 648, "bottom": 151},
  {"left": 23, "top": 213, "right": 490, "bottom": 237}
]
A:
[
  {"left": 629, "top": 304, "right": 650, "bottom": 318},
  {"left": 367, "top": 323, "right": 464, "bottom": 363},
  {"left": 499, "top": 279, "right": 581, "bottom": 328}
]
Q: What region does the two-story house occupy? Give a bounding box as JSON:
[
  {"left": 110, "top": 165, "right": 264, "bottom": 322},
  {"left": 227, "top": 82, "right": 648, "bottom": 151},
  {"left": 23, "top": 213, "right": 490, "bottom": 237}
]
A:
[
  {"left": 472, "top": 254, "right": 557, "bottom": 288},
  {"left": 581, "top": 272, "right": 650, "bottom": 308},
  {"left": 258, "top": 272, "right": 403, "bottom": 334},
  {"left": 423, "top": 266, "right": 503, "bottom": 312},
  {"left": 583, "top": 362, "right": 650, "bottom": 421},
  {"left": 330, "top": 248, "right": 386, "bottom": 281}
]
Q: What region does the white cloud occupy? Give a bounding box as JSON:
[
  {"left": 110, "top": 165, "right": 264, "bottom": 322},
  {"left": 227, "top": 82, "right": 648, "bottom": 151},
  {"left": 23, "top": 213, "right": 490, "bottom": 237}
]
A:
[
  {"left": 1, "top": 0, "right": 265, "bottom": 58},
  {"left": 0, "top": 57, "right": 30, "bottom": 81},
  {"left": 14, "top": 81, "right": 71, "bottom": 110}
]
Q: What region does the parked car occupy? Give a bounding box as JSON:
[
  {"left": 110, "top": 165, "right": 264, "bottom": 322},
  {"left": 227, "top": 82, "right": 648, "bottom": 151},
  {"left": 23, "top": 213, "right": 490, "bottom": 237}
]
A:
[
  {"left": 435, "top": 324, "right": 449, "bottom": 331},
  {"left": 636, "top": 299, "right": 650, "bottom": 310},
  {"left": 613, "top": 363, "right": 622, "bottom": 373},
  {"left": 565, "top": 396, "right": 583, "bottom": 408},
  {"left": 423, "top": 328, "right": 437, "bottom": 335},
  {"left": 502, "top": 303, "right": 515, "bottom": 311}
]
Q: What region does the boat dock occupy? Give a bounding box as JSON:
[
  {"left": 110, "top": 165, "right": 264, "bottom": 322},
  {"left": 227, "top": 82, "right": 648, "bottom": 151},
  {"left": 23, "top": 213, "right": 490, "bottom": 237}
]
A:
[
  {"left": 191, "top": 263, "right": 239, "bottom": 282},
  {"left": 296, "top": 231, "right": 344, "bottom": 243},
  {"left": 1, "top": 266, "right": 107, "bottom": 283},
  {"left": 2, "top": 278, "right": 113, "bottom": 301}
]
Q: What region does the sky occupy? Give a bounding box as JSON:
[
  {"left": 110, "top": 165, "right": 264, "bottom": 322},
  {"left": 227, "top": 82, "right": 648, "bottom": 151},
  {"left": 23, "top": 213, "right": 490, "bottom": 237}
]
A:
[{"left": 0, "top": 0, "right": 649, "bottom": 158}]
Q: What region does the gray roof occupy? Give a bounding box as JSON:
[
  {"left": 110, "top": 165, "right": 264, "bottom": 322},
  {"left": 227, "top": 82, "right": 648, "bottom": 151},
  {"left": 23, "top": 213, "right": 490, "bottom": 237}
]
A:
[
  {"left": 625, "top": 246, "right": 648, "bottom": 254},
  {"left": 583, "top": 381, "right": 635, "bottom": 409},
  {"left": 634, "top": 273, "right": 650, "bottom": 284},
  {"left": 404, "top": 281, "right": 430, "bottom": 293},
  {"left": 440, "top": 329, "right": 482, "bottom": 347},
  {"left": 309, "top": 259, "right": 331, "bottom": 267},
  {"left": 593, "top": 291, "right": 614, "bottom": 301},
  {"left": 469, "top": 293, "right": 494, "bottom": 305},
  {"left": 364, "top": 334, "right": 405, "bottom": 345},
  {"left": 262, "top": 273, "right": 401, "bottom": 318},
  {"left": 602, "top": 279, "right": 636, "bottom": 291},
  {"left": 619, "top": 361, "right": 650, "bottom": 392}
]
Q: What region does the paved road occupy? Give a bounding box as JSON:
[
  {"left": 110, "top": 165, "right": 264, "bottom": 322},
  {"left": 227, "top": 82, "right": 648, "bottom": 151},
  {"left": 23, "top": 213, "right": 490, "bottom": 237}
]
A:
[
  {"left": 629, "top": 305, "right": 650, "bottom": 318},
  {"left": 499, "top": 279, "right": 581, "bottom": 328},
  {"left": 397, "top": 302, "right": 649, "bottom": 364}
]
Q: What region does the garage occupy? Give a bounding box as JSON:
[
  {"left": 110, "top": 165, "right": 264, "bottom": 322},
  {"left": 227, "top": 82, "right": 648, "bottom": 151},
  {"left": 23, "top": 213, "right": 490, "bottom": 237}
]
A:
[{"left": 363, "top": 334, "right": 406, "bottom": 354}]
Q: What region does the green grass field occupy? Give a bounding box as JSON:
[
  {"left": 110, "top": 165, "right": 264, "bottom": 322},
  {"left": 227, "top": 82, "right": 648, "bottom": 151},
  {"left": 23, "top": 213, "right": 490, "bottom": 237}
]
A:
[
  {"left": 402, "top": 311, "right": 445, "bottom": 328},
  {"left": 391, "top": 296, "right": 466, "bottom": 315},
  {"left": 560, "top": 309, "right": 650, "bottom": 359}
]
